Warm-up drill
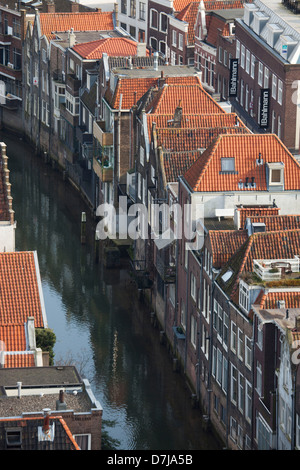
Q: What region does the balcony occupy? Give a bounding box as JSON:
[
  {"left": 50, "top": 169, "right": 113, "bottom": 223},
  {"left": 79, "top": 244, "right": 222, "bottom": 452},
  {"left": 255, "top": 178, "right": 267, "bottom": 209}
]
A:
[
  {"left": 154, "top": 249, "right": 176, "bottom": 284},
  {"left": 66, "top": 73, "right": 81, "bottom": 94},
  {"left": 253, "top": 256, "right": 300, "bottom": 282},
  {"left": 93, "top": 157, "right": 113, "bottom": 182},
  {"left": 76, "top": 125, "right": 93, "bottom": 145},
  {"left": 93, "top": 120, "right": 113, "bottom": 147}
]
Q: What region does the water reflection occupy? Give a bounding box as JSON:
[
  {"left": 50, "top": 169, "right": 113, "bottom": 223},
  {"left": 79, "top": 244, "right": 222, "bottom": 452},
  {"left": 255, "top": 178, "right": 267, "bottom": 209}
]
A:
[{"left": 2, "top": 131, "right": 220, "bottom": 450}]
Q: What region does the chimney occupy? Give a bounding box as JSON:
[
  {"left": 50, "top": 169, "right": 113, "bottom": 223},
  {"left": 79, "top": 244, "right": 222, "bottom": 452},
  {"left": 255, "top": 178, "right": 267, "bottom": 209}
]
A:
[
  {"left": 286, "top": 309, "right": 289, "bottom": 320},
  {"left": 56, "top": 389, "right": 67, "bottom": 411},
  {"left": 69, "top": 28, "right": 76, "bottom": 48},
  {"left": 71, "top": 0, "right": 80, "bottom": 13},
  {"left": 153, "top": 51, "right": 159, "bottom": 71},
  {"left": 17, "top": 381, "right": 22, "bottom": 399},
  {"left": 173, "top": 100, "right": 182, "bottom": 128},
  {"left": 42, "top": 409, "right": 51, "bottom": 435},
  {"left": 136, "top": 42, "right": 147, "bottom": 57},
  {"left": 47, "top": 0, "right": 55, "bottom": 13}
]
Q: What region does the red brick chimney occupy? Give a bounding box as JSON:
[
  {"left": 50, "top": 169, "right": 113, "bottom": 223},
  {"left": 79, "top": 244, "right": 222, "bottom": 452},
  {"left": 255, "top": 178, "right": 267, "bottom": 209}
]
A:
[
  {"left": 71, "top": 0, "right": 80, "bottom": 13},
  {"left": 47, "top": 1, "right": 55, "bottom": 13}
]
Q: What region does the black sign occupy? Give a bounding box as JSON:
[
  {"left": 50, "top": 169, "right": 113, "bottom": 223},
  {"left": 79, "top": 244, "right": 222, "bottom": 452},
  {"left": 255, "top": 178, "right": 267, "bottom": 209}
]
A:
[
  {"left": 260, "top": 88, "right": 270, "bottom": 128},
  {"left": 229, "top": 58, "right": 239, "bottom": 97}
]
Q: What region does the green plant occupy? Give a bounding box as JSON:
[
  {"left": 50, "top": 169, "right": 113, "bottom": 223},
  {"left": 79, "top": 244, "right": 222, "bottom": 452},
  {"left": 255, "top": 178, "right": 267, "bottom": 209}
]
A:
[{"left": 35, "top": 328, "right": 56, "bottom": 365}]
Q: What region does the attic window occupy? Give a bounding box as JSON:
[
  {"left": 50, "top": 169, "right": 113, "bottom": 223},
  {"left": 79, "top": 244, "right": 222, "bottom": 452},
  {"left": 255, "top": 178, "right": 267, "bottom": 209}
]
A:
[
  {"left": 220, "top": 157, "right": 237, "bottom": 174},
  {"left": 6, "top": 428, "right": 22, "bottom": 448},
  {"left": 267, "top": 162, "right": 284, "bottom": 187}
]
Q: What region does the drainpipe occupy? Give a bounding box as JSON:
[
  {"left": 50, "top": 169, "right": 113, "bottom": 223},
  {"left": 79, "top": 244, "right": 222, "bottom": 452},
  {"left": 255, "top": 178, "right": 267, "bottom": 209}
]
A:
[
  {"left": 196, "top": 248, "right": 204, "bottom": 401},
  {"left": 116, "top": 93, "right": 123, "bottom": 206}
]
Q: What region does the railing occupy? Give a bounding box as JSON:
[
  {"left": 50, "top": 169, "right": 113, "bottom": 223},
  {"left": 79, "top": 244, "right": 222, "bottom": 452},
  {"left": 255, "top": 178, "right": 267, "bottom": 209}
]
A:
[
  {"left": 93, "top": 120, "right": 113, "bottom": 147},
  {"left": 253, "top": 256, "right": 300, "bottom": 281},
  {"left": 155, "top": 251, "right": 176, "bottom": 283}
]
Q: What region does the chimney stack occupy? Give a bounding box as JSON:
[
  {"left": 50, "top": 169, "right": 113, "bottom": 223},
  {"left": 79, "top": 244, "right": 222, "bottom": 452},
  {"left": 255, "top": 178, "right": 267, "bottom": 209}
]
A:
[
  {"left": 47, "top": 0, "right": 55, "bottom": 13},
  {"left": 69, "top": 28, "right": 76, "bottom": 48},
  {"left": 71, "top": 0, "right": 79, "bottom": 13},
  {"left": 56, "top": 389, "right": 67, "bottom": 411},
  {"left": 153, "top": 51, "right": 159, "bottom": 71}
]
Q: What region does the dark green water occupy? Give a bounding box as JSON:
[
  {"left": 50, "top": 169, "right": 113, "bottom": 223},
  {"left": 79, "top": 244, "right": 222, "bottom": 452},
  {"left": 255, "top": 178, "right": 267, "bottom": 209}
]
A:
[{"left": 1, "top": 130, "right": 220, "bottom": 450}]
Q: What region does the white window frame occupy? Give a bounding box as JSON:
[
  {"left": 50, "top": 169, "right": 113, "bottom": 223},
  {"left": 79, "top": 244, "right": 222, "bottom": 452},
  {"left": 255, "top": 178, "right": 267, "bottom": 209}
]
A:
[
  {"left": 258, "top": 61, "right": 263, "bottom": 86},
  {"left": 250, "top": 54, "right": 255, "bottom": 79},
  {"left": 272, "top": 73, "right": 277, "bottom": 99}
]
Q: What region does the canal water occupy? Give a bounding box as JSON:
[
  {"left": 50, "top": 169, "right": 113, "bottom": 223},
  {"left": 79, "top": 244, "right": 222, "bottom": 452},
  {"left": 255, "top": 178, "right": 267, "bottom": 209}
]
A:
[{"left": 1, "top": 130, "right": 221, "bottom": 451}]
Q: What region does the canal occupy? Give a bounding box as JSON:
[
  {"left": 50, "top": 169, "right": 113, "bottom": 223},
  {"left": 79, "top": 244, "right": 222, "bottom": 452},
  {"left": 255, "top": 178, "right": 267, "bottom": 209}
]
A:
[{"left": 1, "top": 130, "right": 221, "bottom": 451}]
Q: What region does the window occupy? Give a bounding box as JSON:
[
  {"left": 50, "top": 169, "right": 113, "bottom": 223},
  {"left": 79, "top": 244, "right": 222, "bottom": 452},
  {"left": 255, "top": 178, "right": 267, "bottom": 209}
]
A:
[
  {"left": 160, "top": 13, "right": 168, "bottom": 33},
  {"left": 222, "top": 357, "right": 228, "bottom": 393},
  {"left": 240, "top": 79, "right": 244, "bottom": 107},
  {"left": 246, "top": 49, "right": 250, "bottom": 73},
  {"left": 139, "top": 2, "right": 146, "bottom": 20},
  {"left": 278, "top": 115, "right": 281, "bottom": 140},
  {"left": 121, "top": 0, "right": 127, "bottom": 14},
  {"left": 251, "top": 54, "right": 255, "bottom": 79},
  {"left": 231, "top": 322, "right": 237, "bottom": 353},
  {"left": 5, "top": 428, "right": 22, "bottom": 449},
  {"left": 129, "top": 25, "right": 136, "bottom": 38},
  {"left": 245, "top": 336, "right": 252, "bottom": 369},
  {"left": 150, "top": 37, "right": 157, "bottom": 51},
  {"left": 268, "top": 162, "right": 284, "bottom": 186},
  {"left": 241, "top": 44, "right": 245, "bottom": 69},
  {"left": 224, "top": 49, "right": 228, "bottom": 67},
  {"left": 264, "top": 66, "right": 269, "bottom": 88},
  {"left": 230, "top": 417, "right": 237, "bottom": 442},
  {"left": 236, "top": 39, "right": 240, "bottom": 59},
  {"left": 245, "top": 380, "right": 252, "bottom": 423},
  {"left": 171, "top": 50, "right": 176, "bottom": 65},
  {"left": 221, "top": 157, "right": 235, "bottom": 172},
  {"left": 238, "top": 328, "right": 244, "bottom": 361},
  {"left": 180, "top": 301, "right": 186, "bottom": 331},
  {"left": 217, "top": 348, "right": 223, "bottom": 385},
  {"left": 239, "top": 281, "right": 249, "bottom": 313},
  {"left": 238, "top": 372, "right": 244, "bottom": 413},
  {"left": 191, "top": 315, "right": 197, "bottom": 348},
  {"left": 218, "top": 46, "right": 223, "bottom": 63},
  {"left": 172, "top": 30, "right": 177, "bottom": 47},
  {"left": 258, "top": 62, "right": 263, "bottom": 86},
  {"left": 12, "top": 18, "right": 21, "bottom": 38},
  {"left": 256, "top": 361, "right": 262, "bottom": 396},
  {"left": 74, "top": 434, "right": 91, "bottom": 450},
  {"left": 130, "top": 0, "right": 136, "bottom": 18},
  {"left": 223, "top": 312, "right": 229, "bottom": 348},
  {"left": 202, "top": 324, "right": 209, "bottom": 358},
  {"left": 231, "top": 364, "right": 238, "bottom": 404},
  {"left": 150, "top": 9, "right": 158, "bottom": 29},
  {"left": 190, "top": 273, "right": 196, "bottom": 302},
  {"left": 257, "top": 319, "right": 263, "bottom": 349},
  {"left": 178, "top": 33, "right": 183, "bottom": 50},
  {"left": 278, "top": 79, "right": 283, "bottom": 105},
  {"left": 13, "top": 48, "right": 21, "bottom": 70},
  {"left": 139, "top": 146, "right": 144, "bottom": 166},
  {"left": 272, "top": 74, "right": 277, "bottom": 99}
]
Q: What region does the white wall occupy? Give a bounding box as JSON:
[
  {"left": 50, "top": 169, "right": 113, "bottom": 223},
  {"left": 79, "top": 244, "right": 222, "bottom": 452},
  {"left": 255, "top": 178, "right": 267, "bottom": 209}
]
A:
[{"left": 0, "top": 222, "right": 16, "bottom": 252}]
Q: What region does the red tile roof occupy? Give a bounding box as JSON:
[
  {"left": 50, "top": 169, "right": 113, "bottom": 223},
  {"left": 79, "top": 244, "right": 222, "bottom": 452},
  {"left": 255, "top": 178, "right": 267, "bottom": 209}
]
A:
[
  {"left": 156, "top": 125, "right": 248, "bottom": 152},
  {"left": 208, "top": 229, "right": 248, "bottom": 268},
  {"left": 176, "top": 2, "right": 201, "bottom": 45},
  {"left": 3, "top": 352, "right": 35, "bottom": 368},
  {"left": 0, "top": 252, "right": 45, "bottom": 328},
  {"left": 72, "top": 37, "right": 149, "bottom": 59},
  {"left": 236, "top": 206, "right": 280, "bottom": 229},
  {"left": 255, "top": 290, "right": 300, "bottom": 310},
  {"left": 246, "top": 214, "right": 300, "bottom": 232},
  {"left": 39, "top": 11, "right": 114, "bottom": 40},
  {"left": 184, "top": 134, "right": 300, "bottom": 192},
  {"left": 106, "top": 74, "right": 203, "bottom": 111},
  {"left": 0, "top": 324, "right": 27, "bottom": 351},
  {"left": 147, "top": 112, "right": 245, "bottom": 131},
  {"left": 162, "top": 150, "right": 201, "bottom": 183},
  {"left": 145, "top": 83, "right": 224, "bottom": 115}
]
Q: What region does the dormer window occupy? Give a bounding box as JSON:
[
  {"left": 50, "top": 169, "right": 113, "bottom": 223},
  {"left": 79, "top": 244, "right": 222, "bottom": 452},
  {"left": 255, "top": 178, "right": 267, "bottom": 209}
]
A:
[
  {"left": 267, "top": 162, "right": 284, "bottom": 189},
  {"left": 239, "top": 280, "right": 249, "bottom": 313},
  {"left": 221, "top": 157, "right": 237, "bottom": 174}
]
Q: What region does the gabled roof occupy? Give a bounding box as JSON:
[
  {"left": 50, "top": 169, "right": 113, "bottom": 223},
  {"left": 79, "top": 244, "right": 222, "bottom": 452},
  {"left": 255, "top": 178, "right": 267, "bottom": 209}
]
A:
[
  {"left": 145, "top": 83, "right": 223, "bottom": 115},
  {"left": 176, "top": 2, "right": 201, "bottom": 44},
  {"left": 236, "top": 205, "right": 280, "bottom": 229},
  {"left": 147, "top": 112, "right": 244, "bottom": 131},
  {"left": 72, "top": 37, "right": 149, "bottom": 59},
  {"left": 162, "top": 150, "right": 201, "bottom": 183},
  {"left": 184, "top": 133, "right": 300, "bottom": 192},
  {"left": 0, "top": 252, "right": 46, "bottom": 328},
  {"left": 39, "top": 11, "right": 114, "bottom": 40},
  {"left": 155, "top": 125, "right": 249, "bottom": 153},
  {"left": 255, "top": 289, "right": 300, "bottom": 310},
  {"left": 0, "top": 324, "right": 27, "bottom": 351},
  {"left": 208, "top": 229, "right": 248, "bottom": 268},
  {"left": 105, "top": 74, "right": 203, "bottom": 111},
  {"left": 246, "top": 214, "right": 300, "bottom": 232},
  {"left": 218, "top": 229, "right": 300, "bottom": 300}
]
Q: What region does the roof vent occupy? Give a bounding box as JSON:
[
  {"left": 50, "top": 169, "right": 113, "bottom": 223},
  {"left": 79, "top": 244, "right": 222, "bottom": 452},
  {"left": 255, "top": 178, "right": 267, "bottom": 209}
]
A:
[
  {"left": 56, "top": 389, "right": 67, "bottom": 411},
  {"left": 277, "top": 299, "right": 285, "bottom": 309}
]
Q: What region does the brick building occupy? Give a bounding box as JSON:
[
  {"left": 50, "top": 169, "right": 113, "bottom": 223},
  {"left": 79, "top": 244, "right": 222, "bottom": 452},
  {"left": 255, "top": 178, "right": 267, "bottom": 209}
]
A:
[{"left": 228, "top": 0, "right": 300, "bottom": 153}]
